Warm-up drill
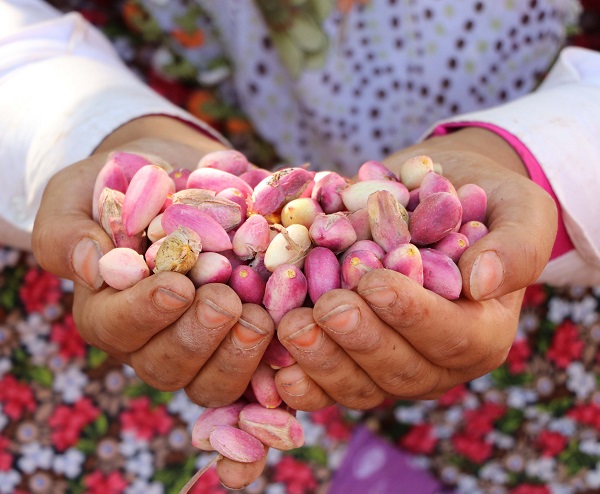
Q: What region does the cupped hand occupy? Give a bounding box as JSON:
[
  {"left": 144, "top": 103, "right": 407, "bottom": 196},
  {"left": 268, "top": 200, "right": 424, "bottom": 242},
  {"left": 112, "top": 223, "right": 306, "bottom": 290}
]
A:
[
  {"left": 32, "top": 117, "right": 275, "bottom": 408},
  {"left": 275, "top": 127, "right": 558, "bottom": 410}
]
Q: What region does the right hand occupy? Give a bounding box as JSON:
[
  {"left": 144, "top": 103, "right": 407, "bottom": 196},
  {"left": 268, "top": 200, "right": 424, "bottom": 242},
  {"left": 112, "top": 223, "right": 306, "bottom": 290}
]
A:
[{"left": 32, "top": 117, "right": 276, "bottom": 408}]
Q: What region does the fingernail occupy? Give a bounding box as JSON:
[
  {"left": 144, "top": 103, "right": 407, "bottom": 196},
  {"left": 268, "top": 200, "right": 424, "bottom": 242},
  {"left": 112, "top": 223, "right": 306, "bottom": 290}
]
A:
[
  {"left": 359, "top": 287, "right": 397, "bottom": 309},
  {"left": 231, "top": 318, "right": 269, "bottom": 350},
  {"left": 470, "top": 250, "right": 504, "bottom": 300},
  {"left": 318, "top": 305, "right": 359, "bottom": 334},
  {"left": 71, "top": 237, "right": 104, "bottom": 289},
  {"left": 285, "top": 323, "right": 323, "bottom": 352},
  {"left": 197, "top": 299, "right": 234, "bottom": 329},
  {"left": 279, "top": 367, "right": 311, "bottom": 397},
  {"left": 152, "top": 287, "right": 191, "bottom": 311}
]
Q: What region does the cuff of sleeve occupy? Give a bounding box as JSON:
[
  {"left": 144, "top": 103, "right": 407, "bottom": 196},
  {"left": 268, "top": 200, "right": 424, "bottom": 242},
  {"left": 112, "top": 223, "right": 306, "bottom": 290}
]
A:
[
  {"left": 429, "top": 122, "right": 575, "bottom": 262},
  {"left": 0, "top": 56, "right": 227, "bottom": 234}
]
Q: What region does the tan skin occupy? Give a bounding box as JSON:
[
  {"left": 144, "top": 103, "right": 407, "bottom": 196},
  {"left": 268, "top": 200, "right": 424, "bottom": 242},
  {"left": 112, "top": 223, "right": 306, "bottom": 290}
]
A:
[{"left": 27, "top": 118, "right": 556, "bottom": 488}]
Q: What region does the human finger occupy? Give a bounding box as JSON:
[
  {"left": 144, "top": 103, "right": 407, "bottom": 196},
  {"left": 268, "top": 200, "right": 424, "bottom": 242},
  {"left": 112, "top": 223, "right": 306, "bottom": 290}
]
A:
[
  {"left": 184, "top": 304, "right": 276, "bottom": 407},
  {"left": 33, "top": 157, "right": 114, "bottom": 290},
  {"left": 312, "top": 288, "right": 462, "bottom": 399},
  {"left": 275, "top": 363, "right": 335, "bottom": 411},
  {"left": 73, "top": 271, "right": 195, "bottom": 355},
  {"left": 353, "top": 269, "right": 521, "bottom": 374},
  {"left": 277, "top": 308, "right": 387, "bottom": 409},
  {"left": 129, "top": 283, "right": 242, "bottom": 396},
  {"left": 216, "top": 447, "right": 269, "bottom": 490},
  {"left": 457, "top": 172, "right": 557, "bottom": 300}
]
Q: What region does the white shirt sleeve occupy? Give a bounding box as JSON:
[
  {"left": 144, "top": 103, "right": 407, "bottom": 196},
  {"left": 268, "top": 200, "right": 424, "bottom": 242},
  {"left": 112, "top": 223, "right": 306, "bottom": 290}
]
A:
[
  {"left": 0, "top": 0, "right": 225, "bottom": 236},
  {"left": 424, "top": 47, "right": 600, "bottom": 287}
]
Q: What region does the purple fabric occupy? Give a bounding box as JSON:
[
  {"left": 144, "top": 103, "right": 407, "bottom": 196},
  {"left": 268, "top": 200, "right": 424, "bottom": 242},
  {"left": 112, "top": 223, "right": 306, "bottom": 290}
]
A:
[{"left": 328, "top": 426, "right": 454, "bottom": 494}]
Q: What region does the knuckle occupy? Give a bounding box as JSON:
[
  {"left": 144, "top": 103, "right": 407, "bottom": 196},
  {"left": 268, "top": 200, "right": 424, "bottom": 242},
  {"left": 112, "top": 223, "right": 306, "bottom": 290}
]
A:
[
  {"left": 381, "top": 356, "right": 439, "bottom": 398},
  {"left": 339, "top": 380, "right": 385, "bottom": 410},
  {"left": 428, "top": 333, "right": 473, "bottom": 367}
]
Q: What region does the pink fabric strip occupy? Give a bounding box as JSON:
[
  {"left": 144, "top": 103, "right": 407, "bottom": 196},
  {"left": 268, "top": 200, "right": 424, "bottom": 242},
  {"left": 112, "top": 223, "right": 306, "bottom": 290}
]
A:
[{"left": 431, "top": 122, "right": 574, "bottom": 260}]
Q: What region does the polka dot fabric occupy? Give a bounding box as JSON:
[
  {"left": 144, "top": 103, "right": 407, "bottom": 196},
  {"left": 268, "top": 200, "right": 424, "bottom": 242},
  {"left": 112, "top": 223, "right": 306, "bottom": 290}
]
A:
[{"left": 199, "top": 0, "right": 580, "bottom": 174}]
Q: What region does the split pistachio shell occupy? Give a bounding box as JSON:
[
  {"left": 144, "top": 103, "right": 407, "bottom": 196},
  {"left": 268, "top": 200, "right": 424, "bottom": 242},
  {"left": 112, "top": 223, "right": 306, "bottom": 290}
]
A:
[
  {"left": 144, "top": 238, "right": 165, "bottom": 272},
  {"left": 171, "top": 188, "right": 217, "bottom": 207},
  {"left": 310, "top": 171, "right": 349, "bottom": 214},
  {"left": 216, "top": 188, "right": 248, "bottom": 223},
  {"left": 367, "top": 190, "right": 410, "bottom": 253},
  {"left": 92, "top": 160, "right": 128, "bottom": 222},
  {"left": 98, "top": 188, "right": 146, "bottom": 253},
  {"left": 239, "top": 403, "right": 305, "bottom": 451},
  {"left": 264, "top": 224, "right": 312, "bottom": 272},
  {"left": 250, "top": 167, "right": 314, "bottom": 216},
  {"left": 154, "top": 226, "right": 202, "bottom": 274},
  {"left": 232, "top": 214, "right": 271, "bottom": 260}
]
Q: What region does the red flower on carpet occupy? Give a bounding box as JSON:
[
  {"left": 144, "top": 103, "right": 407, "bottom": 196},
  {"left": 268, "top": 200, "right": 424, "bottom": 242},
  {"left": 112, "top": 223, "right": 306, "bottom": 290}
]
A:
[
  {"left": 452, "top": 432, "right": 493, "bottom": 464},
  {"left": 83, "top": 471, "right": 128, "bottom": 494},
  {"left": 120, "top": 397, "right": 173, "bottom": 440},
  {"left": 274, "top": 455, "right": 318, "bottom": 494},
  {"left": 0, "top": 436, "right": 12, "bottom": 471},
  {"left": 310, "top": 405, "right": 352, "bottom": 441},
  {"left": 0, "top": 375, "right": 35, "bottom": 420},
  {"left": 438, "top": 384, "right": 467, "bottom": 406},
  {"left": 510, "top": 484, "right": 551, "bottom": 494},
  {"left": 506, "top": 339, "right": 532, "bottom": 374},
  {"left": 48, "top": 398, "right": 100, "bottom": 451},
  {"left": 463, "top": 402, "right": 507, "bottom": 438},
  {"left": 567, "top": 403, "right": 600, "bottom": 430},
  {"left": 188, "top": 467, "right": 227, "bottom": 494},
  {"left": 537, "top": 430, "right": 568, "bottom": 457},
  {"left": 521, "top": 284, "right": 546, "bottom": 308},
  {"left": 547, "top": 320, "right": 584, "bottom": 369},
  {"left": 51, "top": 313, "right": 87, "bottom": 359},
  {"left": 19, "top": 268, "right": 61, "bottom": 313},
  {"left": 399, "top": 424, "right": 438, "bottom": 454}
]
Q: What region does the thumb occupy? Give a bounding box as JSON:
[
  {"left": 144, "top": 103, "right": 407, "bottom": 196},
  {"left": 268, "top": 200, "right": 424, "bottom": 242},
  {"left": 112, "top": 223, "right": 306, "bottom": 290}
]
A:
[
  {"left": 32, "top": 156, "right": 115, "bottom": 289},
  {"left": 459, "top": 174, "right": 557, "bottom": 301}
]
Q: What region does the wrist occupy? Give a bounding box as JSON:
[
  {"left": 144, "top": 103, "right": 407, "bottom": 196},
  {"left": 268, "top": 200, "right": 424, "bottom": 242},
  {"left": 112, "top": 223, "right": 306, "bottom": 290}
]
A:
[{"left": 94, "top": 115, "right": 228, "bottom": 158}]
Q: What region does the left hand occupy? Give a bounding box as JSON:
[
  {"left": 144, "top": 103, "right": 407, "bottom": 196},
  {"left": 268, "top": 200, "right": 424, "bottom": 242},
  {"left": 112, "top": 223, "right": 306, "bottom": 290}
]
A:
[{"left": 274, "top": 128, "right": 558, "bottom": 410}]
